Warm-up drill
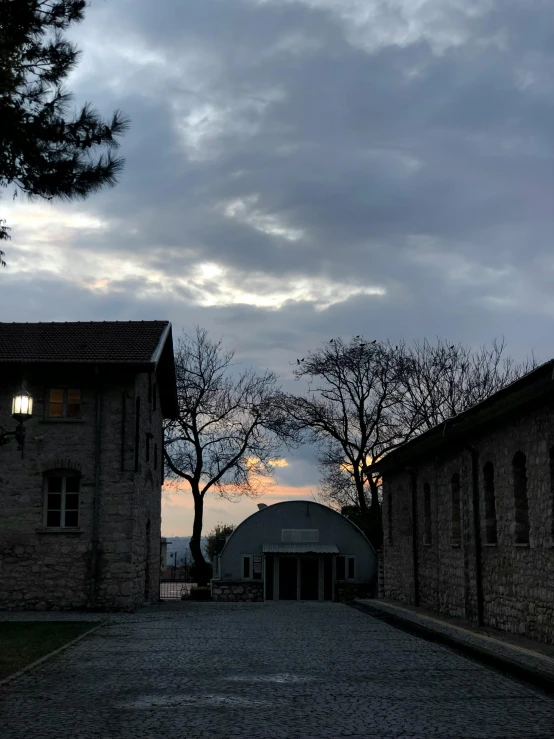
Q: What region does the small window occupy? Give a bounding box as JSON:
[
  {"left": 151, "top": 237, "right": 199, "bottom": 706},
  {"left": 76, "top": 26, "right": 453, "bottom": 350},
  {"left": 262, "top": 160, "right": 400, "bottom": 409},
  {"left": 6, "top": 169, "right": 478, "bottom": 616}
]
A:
[
  {"left": 347, "top": 556, "right": 355, "bottom": 579},
  {"left": 336, "top": 556, "right": 355, "bottom": 580},
  {"left": 281, "top": 529, "right": 319, "bottom": 543},
  {"left": 253, "top": 555, "right": 262, "bottom": 580},
  {"left": 48, "top": 389, "right": 81, "bottom": 419},
  {"left": 243, "top": 556, "right": 250, "bottom": 578},
  {"left": 44, "top": 474, "right": 80, "bottom": 528}
]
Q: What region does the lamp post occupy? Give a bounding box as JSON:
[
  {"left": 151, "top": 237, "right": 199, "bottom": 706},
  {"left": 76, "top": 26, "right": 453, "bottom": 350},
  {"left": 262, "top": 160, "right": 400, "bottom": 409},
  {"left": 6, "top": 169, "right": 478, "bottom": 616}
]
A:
[{"left": 0, "top": 386, "right": 33, "bottom": 457}]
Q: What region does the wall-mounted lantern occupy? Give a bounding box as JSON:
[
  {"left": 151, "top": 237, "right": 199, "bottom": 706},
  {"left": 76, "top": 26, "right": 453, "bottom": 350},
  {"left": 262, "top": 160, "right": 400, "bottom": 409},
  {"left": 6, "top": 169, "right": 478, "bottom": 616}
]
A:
[{"left": 0, "top": 386, "right": 34, "bottom": 456}]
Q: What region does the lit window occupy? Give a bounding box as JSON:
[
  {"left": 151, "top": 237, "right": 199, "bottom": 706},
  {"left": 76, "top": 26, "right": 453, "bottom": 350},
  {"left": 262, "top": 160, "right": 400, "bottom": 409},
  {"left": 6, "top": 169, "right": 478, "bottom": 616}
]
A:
[
  {"left": 45, "top": 474, "right": 80, "bottom": 528},
  {"left": 48, "top": 388, "right": 81, "bottom": 418}
]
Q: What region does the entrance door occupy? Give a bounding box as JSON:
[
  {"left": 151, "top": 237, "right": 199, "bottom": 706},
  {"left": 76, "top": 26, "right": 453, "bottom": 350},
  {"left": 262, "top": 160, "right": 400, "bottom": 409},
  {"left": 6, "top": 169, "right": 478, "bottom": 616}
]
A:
[
  {"left": 300, "top": 557, "right": 319, "bottom": 600},
  {"left": 278, "top": 556, "right": 297, "bottom": 600}
]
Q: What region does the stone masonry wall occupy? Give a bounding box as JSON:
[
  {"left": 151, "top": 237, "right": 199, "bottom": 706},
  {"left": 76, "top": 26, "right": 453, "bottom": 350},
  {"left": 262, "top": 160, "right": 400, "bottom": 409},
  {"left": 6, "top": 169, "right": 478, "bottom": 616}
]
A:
[
  {"left": 211, "top": 581, "right": 264, "bottom": 602},
  {"left": 0, "top": 365, "right": 165, "bottom": 612},
  {"left": 382, "top": 401, "right": 554, "bottom": 644}
]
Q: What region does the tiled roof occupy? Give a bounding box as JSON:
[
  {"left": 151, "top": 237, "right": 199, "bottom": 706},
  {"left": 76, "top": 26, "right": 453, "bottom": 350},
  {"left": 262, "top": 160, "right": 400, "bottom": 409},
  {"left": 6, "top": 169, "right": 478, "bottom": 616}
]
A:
[
  {"left": 0, "top": 321, "right": 171, "bottom": 364},
  {"left": 262, "top": 544, "right": 339, "bottom": 554}
]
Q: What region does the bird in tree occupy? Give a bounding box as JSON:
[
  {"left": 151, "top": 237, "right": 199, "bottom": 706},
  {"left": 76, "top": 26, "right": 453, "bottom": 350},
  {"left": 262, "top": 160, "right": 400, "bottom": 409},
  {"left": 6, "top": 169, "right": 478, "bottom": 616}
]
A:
[{"left": 0, "top": 0, "right": 129, "bottom": 264}]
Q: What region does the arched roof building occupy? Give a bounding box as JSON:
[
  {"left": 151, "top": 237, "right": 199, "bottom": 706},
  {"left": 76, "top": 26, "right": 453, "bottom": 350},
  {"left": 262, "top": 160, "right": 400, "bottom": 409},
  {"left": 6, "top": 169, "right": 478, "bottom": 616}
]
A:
[{"left": 212, "top": 500, "right": 377, "bottom": 602}]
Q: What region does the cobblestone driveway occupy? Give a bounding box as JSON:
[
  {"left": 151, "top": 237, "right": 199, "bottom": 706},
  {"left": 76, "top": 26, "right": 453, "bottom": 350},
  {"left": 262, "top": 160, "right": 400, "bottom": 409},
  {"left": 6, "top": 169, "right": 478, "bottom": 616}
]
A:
[{"left": 1, "top": 601, "right": 554, "bottom": 739}]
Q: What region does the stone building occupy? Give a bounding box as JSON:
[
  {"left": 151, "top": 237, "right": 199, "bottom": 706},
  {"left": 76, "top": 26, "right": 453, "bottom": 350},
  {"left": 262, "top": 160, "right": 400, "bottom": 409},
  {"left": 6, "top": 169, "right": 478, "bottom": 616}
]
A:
[
  {"left": 375, "top": 360, "right": 554, "bottom": 644},
  {"left": 0, "top": 321, "right": 177, "bottom": 611},
  {"left": 212, "top": 500, "right": 377, "bottom": 602}
]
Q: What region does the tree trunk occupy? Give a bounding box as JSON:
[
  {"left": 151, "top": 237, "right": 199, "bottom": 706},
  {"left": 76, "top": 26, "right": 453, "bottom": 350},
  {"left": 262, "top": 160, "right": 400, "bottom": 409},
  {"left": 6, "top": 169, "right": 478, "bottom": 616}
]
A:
[
  {"left": 189, "top": 491, "right": 210, "bottom": 586},
  {"left": 355, "top": 473, "right": 368, "bottom": 512}
]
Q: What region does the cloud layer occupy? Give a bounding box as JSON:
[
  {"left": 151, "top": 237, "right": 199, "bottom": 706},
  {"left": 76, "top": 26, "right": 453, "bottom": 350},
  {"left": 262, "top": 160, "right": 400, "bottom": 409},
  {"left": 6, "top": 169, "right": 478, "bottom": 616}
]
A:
[{"left": 2, "top": 0, "right": 553, "bottom": 532}]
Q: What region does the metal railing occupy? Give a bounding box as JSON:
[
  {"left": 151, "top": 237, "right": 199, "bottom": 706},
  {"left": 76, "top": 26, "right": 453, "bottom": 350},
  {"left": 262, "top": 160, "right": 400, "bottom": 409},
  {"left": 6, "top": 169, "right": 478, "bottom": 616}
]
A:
[{"left": 160, "top": 579, "right": 196, "bottom": 599}]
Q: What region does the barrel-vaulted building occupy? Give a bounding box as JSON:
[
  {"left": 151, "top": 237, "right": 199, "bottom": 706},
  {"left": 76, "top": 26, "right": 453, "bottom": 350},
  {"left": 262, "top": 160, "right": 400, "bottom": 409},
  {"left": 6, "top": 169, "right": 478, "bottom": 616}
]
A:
[{"left": 211, "top": 500, "right": 377, "bottom": 602}]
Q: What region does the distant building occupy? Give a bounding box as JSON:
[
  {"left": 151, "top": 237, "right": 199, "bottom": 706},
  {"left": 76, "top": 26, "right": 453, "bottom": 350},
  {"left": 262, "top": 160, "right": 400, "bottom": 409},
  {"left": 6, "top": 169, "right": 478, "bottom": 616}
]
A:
[
  {"left": 212, "top": 500, "right": 377, "bottom": 602},
  {"left": 0, "top": 321, "right": 177, "bottom": 611},
  {"left": 375, "top": 360, "right": 554, "bottom": 644}
]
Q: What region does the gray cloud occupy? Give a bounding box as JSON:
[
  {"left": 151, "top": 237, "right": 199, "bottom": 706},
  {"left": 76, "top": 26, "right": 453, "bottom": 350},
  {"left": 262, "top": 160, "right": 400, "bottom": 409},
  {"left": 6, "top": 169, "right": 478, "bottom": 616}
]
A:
[{"left": 2, "top": 0, "right": 553, "bottom": 521}]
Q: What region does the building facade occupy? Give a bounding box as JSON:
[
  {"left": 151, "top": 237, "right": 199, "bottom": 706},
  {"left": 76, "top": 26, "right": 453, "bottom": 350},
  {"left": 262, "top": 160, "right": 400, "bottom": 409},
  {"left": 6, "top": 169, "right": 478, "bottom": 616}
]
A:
[
  {"left": 376, "top": 361, "right": 554, "bottom": 644},
  {"left": 0, "top": 321, "right": 177, "bottom": 611},
  {"left": 212, "top": 500, "right": 377, "bottom": 602}
]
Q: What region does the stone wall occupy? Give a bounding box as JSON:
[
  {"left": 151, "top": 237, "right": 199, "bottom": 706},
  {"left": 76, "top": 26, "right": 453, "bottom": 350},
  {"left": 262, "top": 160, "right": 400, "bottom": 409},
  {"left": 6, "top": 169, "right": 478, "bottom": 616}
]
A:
[
  {"left": 0, "top": 365, "right": 164, "bottom": 611},
  {"left": 211, "top": 581, "right": 264, "bottom": 602},
  {"left": 383, "top": 401, "right": 554, "bottom": 644}
]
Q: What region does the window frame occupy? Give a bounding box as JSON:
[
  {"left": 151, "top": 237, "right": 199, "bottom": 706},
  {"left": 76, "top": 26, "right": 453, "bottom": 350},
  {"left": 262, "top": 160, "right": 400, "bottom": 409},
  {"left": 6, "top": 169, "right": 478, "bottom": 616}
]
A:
[
  {"left": 46, "top": 387, "right": 82, "bottom": 420},
  {"left": 242, "top": 554, "right": 263, "bottom": 581},
  {"left": 43, "top": 472, "right": 81, "bottom": 530},
  {"left": 281, "top": 529, "right": 319, "bottom": 543},
  {"left": 336, "top": 555, "right": 356, "bottom": 581}
]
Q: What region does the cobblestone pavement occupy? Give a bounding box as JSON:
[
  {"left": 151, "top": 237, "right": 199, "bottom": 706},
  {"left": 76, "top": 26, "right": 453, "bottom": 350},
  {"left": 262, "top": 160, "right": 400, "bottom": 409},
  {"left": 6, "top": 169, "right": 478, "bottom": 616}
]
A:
[{"left": 1, "top": 601, "right": 554, "bottom": 739}]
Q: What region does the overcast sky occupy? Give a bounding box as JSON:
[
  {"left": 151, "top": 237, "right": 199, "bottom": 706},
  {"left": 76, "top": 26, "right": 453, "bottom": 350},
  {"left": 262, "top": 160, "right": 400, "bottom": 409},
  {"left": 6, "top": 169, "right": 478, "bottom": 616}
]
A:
[{"left": 2, "top": 0, "right": 554, "bottom": 535}]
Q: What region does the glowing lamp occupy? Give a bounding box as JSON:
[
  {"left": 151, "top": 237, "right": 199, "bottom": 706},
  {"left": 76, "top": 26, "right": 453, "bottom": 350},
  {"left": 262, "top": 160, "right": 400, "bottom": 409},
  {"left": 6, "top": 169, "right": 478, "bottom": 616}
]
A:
[{"left": 12, "top": 388, "right": 33, "bottom": 423}]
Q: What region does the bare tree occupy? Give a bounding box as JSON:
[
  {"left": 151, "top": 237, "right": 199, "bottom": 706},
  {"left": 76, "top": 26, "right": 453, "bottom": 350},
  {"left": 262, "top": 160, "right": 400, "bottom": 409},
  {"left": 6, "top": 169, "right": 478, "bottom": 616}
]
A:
[
  {"left": 286, "top": 338, "right": 415, "bottom": 520},
  {"left": 288, "top": 336, "right": 536, "bottom": 546},
  {"left": 164, "top": 327, "right": 296, "bottom": 585},
  {"left": 398, "top": 337, "right": 537, "bottom": 432}
]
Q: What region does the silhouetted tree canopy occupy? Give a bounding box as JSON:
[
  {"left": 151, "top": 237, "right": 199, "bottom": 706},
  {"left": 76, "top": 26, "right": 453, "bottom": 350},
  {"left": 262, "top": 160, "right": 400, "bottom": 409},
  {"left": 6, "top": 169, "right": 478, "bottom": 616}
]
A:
[
  {"left": 0, "top": 0, "right": 129, "bottom": 264},
  {"left": 164, "top": 327, "right": 298, "bottom": 585},
  {"left": 287, "top": 337, "right": 536, "bottom": 547},
  {"left": 203, "top": 523, "right": 236, "bottom": 563}
]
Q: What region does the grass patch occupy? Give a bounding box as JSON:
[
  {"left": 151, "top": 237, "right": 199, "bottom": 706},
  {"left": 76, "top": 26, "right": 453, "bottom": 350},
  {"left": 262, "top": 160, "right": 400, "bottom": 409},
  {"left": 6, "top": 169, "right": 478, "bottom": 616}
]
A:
[{"left": 0, "top": 622, "right": 97, "bottom": 680}]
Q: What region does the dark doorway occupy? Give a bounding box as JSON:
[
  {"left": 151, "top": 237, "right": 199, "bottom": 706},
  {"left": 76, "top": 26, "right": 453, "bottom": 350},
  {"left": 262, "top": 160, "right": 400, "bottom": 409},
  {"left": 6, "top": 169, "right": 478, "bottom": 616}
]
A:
[
  {"left": 265, "top": 555, "right": 274, "bottom": 600},
  {"left": 300, "top": 557, "right": 319, "bottom": 600},
  {"left": 323, "top": 555, "right": 333, "bottom": 601},
  {"left": 279, "top": 557, "right": 297, "bottom": 600}
]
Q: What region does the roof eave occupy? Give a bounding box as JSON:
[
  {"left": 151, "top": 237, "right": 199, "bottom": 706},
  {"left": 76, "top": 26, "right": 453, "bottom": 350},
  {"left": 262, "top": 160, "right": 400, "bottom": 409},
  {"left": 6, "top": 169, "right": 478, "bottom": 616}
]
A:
[{"left": 373, "top": 361, "right": 554, "bottom": 475}]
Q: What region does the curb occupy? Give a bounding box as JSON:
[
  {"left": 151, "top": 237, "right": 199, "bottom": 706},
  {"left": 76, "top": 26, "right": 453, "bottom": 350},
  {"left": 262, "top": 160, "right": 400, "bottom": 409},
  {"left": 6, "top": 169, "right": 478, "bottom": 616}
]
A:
[
  {"left": 0, "top": 620, "right": 108, "bottom": 688},
  {"left": 348, "top": 600, "right": 554, "bottom": 697}
]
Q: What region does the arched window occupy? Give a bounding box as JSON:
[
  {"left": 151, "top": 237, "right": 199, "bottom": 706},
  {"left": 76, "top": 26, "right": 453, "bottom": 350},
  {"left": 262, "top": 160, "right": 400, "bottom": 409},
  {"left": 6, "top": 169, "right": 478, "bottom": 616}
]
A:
[
  {"left": 423, "top": 482, "right": 432, "bottom": 545},
  {"left": 451, "top": 474, "right": 461, "bottom": 546},
  {"left": 513, "top": 451, "right": 529, "bottom": 544},
  {"left": 550, "top": 447, "right": 554, "bottom": 541},
  {"left": 483, "top": 462, "right": 497, "bottom": 544}
]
